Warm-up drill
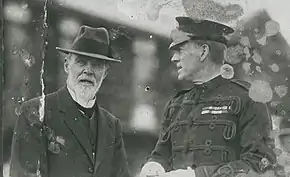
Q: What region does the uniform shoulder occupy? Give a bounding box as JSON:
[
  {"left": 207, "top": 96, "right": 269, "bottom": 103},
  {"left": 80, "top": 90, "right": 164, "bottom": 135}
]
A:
[
  {"left": 164, "top": 88, "right": 193, "bottom": 108},
  {"left": 172, "top": 88, "right": 192, "bottom": 99},
  {"left": 230, "top": 79, "right": 251, "bottom": 91}
]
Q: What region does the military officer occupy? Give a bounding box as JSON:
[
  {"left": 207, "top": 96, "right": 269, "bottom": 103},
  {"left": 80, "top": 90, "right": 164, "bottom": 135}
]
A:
[
  {"left": 140, "top": 17, "right": 276, "bottom": 177},
  {"left": 10, "top": 26, "right": 131, "bottom": 177}
]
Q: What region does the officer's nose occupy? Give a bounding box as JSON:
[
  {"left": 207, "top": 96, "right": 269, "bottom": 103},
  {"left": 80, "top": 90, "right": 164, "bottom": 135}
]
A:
[{"left": 171, "top": 53, "right": 180, "bottom": 63}]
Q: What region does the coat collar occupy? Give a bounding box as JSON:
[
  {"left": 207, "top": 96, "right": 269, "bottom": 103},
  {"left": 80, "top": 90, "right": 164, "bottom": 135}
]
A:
[{"left": 56, "top": 86, "right": 114, "bottom": 169}]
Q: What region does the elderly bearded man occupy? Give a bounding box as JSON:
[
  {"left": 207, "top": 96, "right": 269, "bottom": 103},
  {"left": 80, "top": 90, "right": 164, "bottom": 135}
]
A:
[
  {"left": 140, "top": 17, "right": 276, "bottom": 177},
  {"left": 10, "top": 26, "right": 131, "bottom": 177}
]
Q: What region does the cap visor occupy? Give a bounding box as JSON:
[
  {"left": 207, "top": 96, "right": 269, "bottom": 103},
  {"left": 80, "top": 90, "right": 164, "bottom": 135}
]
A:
[
  {"left": 169, "top": 39, "right": 190, "bottom": 50},
  {"left": 56, "top": 47, "right": 121, "bottom": 63}
]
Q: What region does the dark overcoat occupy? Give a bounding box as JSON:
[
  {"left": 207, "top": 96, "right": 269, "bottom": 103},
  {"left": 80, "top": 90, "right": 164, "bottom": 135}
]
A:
[{"left": 10, "top": 86, "right": 131, "bottom": 177}]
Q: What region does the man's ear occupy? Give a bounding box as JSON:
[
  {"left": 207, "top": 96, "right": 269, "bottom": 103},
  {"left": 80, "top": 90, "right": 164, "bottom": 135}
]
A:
[
  {"left": 199, "top": 44, "right": 210, "bottom": 62},
  {"left": 64, "top": 58, "right": 69, "bottom": 73}
]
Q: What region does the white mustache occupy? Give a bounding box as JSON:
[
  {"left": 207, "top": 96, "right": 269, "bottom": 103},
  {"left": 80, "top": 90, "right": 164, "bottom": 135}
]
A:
[{"left": 78, "top": 76, "right": 95, "bottom": 83}]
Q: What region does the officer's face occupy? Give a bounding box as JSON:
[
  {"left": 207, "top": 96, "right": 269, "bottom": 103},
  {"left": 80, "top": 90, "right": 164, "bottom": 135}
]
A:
[
  {"left": 64, "top": 54, "right": 108, "bottom": 99},
  {"left": 171, "top": 41, "right": 204, "bottom": 81}
]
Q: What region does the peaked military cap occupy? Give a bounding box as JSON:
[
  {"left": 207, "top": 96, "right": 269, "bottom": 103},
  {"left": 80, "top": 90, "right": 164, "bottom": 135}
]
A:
[
  {"left": 169, "top": 16, "right": 234, "bottom": 50},
  {"left": 56, "top": 25, "right": 121, "bottom": 63}
]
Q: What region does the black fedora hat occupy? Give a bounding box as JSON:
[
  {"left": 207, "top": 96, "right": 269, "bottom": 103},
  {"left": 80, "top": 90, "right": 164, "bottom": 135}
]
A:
[
  {"left": 169, "top": 16, "right": 234, "bottom": 50},
  {"left": 56, "top": 25, "right": 121, "bottom": 63}
]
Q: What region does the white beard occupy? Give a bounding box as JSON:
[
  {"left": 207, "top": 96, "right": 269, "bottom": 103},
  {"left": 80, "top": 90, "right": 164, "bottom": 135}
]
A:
[
  {"left": 74, "top": 84, "right": 97, "bottom": 101},
  {"left": 67, "top": 83, "right": 98, "bottom": 108},
  {"left": 67, "top": 73, "right": 106, "bottom": 108}
]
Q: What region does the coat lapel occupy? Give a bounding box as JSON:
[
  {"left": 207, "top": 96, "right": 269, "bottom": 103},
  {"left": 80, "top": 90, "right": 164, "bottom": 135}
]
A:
[
  {"left": 56, "top": 86, "right": 94, "bottom": 164},
  {"left": 94, "top": 107, "right": 114, "bottom": 173}
]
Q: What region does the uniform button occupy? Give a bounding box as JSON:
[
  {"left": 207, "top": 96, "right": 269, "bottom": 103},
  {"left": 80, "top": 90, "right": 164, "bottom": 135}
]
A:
[
  {"left": 204, "top": 148, "right": 212, "bottom": 155},
  {"left": 88, "top": 167, "right": 94, "bottom": 173},
  {"left": 209, "top": 123, "right": 216, "bottom": 130},
  {"left": 205, "top": 140, "right": 212, "bottom": 146}
]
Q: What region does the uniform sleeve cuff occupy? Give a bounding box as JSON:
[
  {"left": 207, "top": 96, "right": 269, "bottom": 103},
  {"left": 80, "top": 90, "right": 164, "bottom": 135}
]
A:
[{"left": 213, "top": 160, "right": 251, "bottom": 177}]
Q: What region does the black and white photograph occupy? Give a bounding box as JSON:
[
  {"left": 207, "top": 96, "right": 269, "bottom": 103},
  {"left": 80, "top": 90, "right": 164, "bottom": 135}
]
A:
[{"left": 1, "top": 0, "right": 290, "bottom": 177}]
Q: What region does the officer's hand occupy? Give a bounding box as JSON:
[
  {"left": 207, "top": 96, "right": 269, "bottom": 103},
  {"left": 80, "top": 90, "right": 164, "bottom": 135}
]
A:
[
  {"left": 166, "top": 167, "right": 196, "bottom": 177},
  {"left": 140, "top": 162, "right": 166, "bottom": 177}
]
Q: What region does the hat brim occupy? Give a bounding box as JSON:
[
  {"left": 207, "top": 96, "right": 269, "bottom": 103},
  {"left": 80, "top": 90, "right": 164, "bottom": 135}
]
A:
[
  {"left": 169, "top": 40, "right": 190, "bottom": 50},
  {"left": 56, "top": 47, "right": 121, "bottom": 63}
]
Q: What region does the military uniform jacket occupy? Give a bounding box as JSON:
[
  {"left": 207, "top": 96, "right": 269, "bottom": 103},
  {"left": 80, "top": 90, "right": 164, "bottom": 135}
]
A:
[
  {"left": 148, "top": 76, "right": 276, "bottom": 176},
  {"left": 10, "top": 86, "right": 131, "bottom": 177}
]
